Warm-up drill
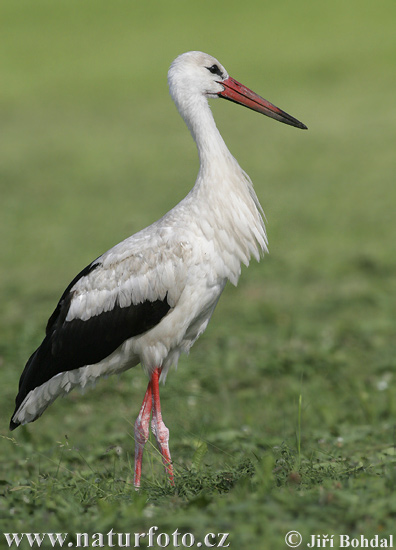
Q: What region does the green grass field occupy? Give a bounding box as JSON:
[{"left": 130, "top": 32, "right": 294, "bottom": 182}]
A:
[{"left": 1, "top": 1, "right": 396, "bottom": 548}]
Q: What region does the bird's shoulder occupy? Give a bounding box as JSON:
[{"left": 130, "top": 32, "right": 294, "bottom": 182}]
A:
[{"left": 46, "top": 226, "right": 198, "bottom": 331}]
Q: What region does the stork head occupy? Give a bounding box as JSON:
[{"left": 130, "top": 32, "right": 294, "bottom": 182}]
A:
[
  {"left": 168, "top": 51, "right": 229, "bottom": 100},
  {"left": 168, "top": 51, "right": 307, "bottom": 130}
]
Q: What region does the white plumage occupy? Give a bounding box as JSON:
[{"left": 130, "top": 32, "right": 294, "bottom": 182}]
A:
[{"left": 10, "top": 51, "right": 306, "bottom": 487}]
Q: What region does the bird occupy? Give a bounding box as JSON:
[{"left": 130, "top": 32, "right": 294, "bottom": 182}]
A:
[{"left": 10, "top": 51, "right": 307, "bottom": 488}]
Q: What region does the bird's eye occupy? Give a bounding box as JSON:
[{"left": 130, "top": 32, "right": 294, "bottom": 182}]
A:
[{"left": 207, "top": 64, "right": 223, "bottom": 77}]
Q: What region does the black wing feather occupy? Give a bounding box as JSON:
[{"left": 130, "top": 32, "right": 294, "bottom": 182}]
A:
[{"left": 10, "top": 260, "right": 171, "bottom": 430}]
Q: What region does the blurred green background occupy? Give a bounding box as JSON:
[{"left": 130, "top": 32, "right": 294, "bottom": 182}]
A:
[{"left": 1, "top": 0, "right": 396, "bottom": 547}]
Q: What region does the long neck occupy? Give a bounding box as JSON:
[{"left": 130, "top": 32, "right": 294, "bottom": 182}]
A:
[
  {"left": 176, "top": 93, "right": 268, "bottom": 272},
  {"left": 178, "top": 95, "right": 234, "bottom": 178}
]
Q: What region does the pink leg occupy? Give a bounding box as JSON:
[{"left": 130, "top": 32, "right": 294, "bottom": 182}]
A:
[
  {"left": 150, "top": 368, "right": 174, "bottom": 486},
  {"left": 134, "top": 379, "right": 153, "bottom": 489}
]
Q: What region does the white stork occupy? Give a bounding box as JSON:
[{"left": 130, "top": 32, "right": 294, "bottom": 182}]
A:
[{"left": 10, "top": 51, "right": 307, "bottom": 488}]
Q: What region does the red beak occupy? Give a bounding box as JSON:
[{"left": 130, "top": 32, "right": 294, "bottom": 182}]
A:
[{"left": 219, "top": 76, "right": 307, "bottom": 130}]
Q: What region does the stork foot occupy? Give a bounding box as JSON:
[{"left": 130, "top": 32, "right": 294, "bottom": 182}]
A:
[
  {"left": 133, "top": 367, "right": 174, "bottom": 488},
  {"left": 134, "top": 381, "right": 153, "bottom": 489},
  {"left": 151, "top": 368, "right": 174, "bottom": 485}
]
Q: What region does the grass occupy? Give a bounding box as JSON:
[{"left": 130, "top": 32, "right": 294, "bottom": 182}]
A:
[{"left": 1, "top": 0, "right": 396, "bottom": 548}]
